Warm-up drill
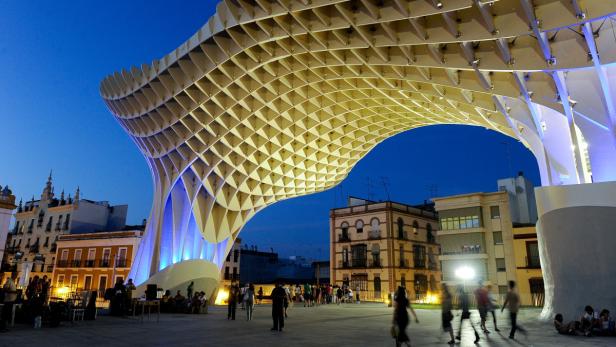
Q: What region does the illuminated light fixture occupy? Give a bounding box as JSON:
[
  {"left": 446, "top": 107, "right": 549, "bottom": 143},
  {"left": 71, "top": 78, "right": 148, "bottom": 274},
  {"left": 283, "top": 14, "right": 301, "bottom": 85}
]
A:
[
  {"left": 455, "top": 266, "right": 476, "bottom": 280},
  {"left": 214, "top": 288, "right": 229, "bottom": 305}
]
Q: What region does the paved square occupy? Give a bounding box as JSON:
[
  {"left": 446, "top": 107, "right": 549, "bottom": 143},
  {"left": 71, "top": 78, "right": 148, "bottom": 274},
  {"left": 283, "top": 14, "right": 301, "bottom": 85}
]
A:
[{"left": 1, "top": 303, "right": 613, "bottom": 346}]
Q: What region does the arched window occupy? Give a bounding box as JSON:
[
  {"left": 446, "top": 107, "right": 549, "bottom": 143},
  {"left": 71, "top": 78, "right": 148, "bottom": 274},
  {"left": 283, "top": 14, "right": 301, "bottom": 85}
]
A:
[
  {"left": 426, "top": 223, "right": 434, "bottom": 243},
  {"left": 371, "top": 218, "right": 380, "bottom": 238},
  {"left": 397, "top": 218, "right": 404, "bottom": 239},
  {"left": 412, "top": 220, "right": 419, "bottom": 234},
  {"left": 355, "top": 219, "right": 364, "bottom": 233}
]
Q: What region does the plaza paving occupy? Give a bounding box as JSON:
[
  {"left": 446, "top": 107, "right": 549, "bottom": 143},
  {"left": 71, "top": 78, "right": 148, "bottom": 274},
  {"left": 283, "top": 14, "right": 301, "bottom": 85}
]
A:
[{"left": 1, "top": 303, "right": 613, "bottom": 347}]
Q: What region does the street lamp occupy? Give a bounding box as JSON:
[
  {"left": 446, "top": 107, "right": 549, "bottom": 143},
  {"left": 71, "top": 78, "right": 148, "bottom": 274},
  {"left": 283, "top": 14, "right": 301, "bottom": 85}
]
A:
[{"left": 455, "top": 265, "right": 475, "bottom": 292}]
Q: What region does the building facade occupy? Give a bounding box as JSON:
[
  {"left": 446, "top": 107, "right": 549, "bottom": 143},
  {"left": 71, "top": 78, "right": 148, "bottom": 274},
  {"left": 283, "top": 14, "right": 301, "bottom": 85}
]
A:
[
  {"left": 434, "top": 191, "right": 517, "bottom": 298},
  {"left": 0, "top": 185, "right": 16, "bottom": 266},
  {"left": 2, "top": 174, "right": 128, "bottom": 284},
  {"left": 221, "top": 238, "right": 241, "bottom": 283},
  {"left": 497, "top": 172, "right": 538, "bottom": 224},
  {"left": 52, "top": 230, "right": 142, "bottom": 297},
  {"left": 330, "top": 198, "right": 441, "bottom": 302},
  {"left": 513, "top": 225, "right": 544, "bottom": 306}
]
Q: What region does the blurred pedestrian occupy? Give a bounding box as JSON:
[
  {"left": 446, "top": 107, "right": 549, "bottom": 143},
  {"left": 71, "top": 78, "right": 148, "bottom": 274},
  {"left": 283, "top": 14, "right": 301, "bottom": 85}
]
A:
[
  {"left": 456, "top": 285, "right": 480, "bottom": 344},
  {"left": 441, "top": 284, "right": 455, "bottom": 345},
  {"left": 392, "top": 286, "right": 419, "bottom": 347},
  {"left": 501, "top": 281, "right": 527, "bottom": 339}
]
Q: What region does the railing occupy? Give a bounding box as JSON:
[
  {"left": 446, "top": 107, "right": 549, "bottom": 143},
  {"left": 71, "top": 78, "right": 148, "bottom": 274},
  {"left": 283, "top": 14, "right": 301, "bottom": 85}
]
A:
[
  {"left": 116, "top": 258, "right": 128, "bottom": 267},
  {"left": 56, "top": 258, "right": 130, "bottom": 268},
  {"left": 368, "top": 258, "right": 382, "bottom": 268},
  {"left": 413, "top": 260, "right": 426, "bottom": 269},
  {"left": 71, "top": 260, "right": 81, "bottom": 267},
  {"left": 351, "top": 260, "right": 367, "bottom": 268},
  {"left": 368, "top": 232, "right": 380, "bottom": 240},
  {"left": 338, "top": 234, "right": 351, "bottom": 242},
  {"left": 428, "top": 262, "right": 439, "bottom": 271},
  {"left": 30, "top": 244, "right": 39, "bottom": 253},
  {"left": 57, "top": 260, "right": 68, "bottom": 267},
  {"left": 442, "top": 246, "right": 483, "bottom": 255},
  {"left": 84, "top": 259, "right": 96, "bottom": 267},
  {"left": 399, "top": 259, "right": 409, "bottom": 268}
]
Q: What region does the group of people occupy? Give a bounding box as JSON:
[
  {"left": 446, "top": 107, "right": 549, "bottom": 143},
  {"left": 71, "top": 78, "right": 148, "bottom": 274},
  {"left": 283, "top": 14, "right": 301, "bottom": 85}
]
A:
[
  {"left": 160, "top": 288, "right": 208, "bottom": 314},
  {"left": 226, "top": 282, "right": 259, "bottom": 321},
  {"left": 0, "top": 273, "right": 53, "bottom": 331},
  {"left": 554, "top": 305, "right": 616, "bottom": 337},
  {"left": 393, "top": 280, "right": 526, "bottom": 346}
]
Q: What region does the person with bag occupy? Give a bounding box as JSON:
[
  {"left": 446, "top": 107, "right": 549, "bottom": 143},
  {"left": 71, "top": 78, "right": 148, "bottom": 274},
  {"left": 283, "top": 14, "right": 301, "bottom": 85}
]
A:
[
  {"left": 392, "top": 286, "right": 419, "bottom": 347},
  {"left": 441, "top": 284, "right": 455, "bottom": 345}
]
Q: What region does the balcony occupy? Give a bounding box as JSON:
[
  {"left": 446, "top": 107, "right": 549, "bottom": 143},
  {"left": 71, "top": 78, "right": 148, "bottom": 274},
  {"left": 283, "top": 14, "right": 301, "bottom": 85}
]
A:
[
  {"left": 57, "top": 260, "right": 68, "bottom": 267},
  {"left": 50, "top": 243, "right": 57, "bottom": 252},
  {"left": 27, "top": 226, "right": 33, "bottom": 234},
  {"left": 5, "top": 246, "right": 18, "bottom": 254},
  {"left": 100, "top": 259, "right": 111, "bottom": 267},
  {"left": 338, "top": 234, "right": 351, "bottom": 242},
  {"left": 351, "top": 259, "right": 367, "bottom": 268},
  {"left": 116, "top": 258, "right": 128, "bottom": 267},
  {"left": 368, "top": 232, "right": 380, "bottom": 240},
  {"left": 55, "top": 223, "right": 62, "bottom": 231},
  {"left": 337, "top": 261, "right": 351, "bottom": 269},
  {"left": 84, "top": 259, "right": 96, "bottom": 268},
  {"left": 413, "top": 260, "right": 426, "bottom": 269},
  {"left": 399, "top": 259, "right": 410, "bottom": 268},
  {"left": 71, "top": 260, "right": 81, "bottom": 267},
  {"left": 368, "top": 258, "right": 382, "bottom": 268},
  {"left": 29, "top": 244, "right": 39, "bottom": 253},
  {"left": 45, "top": 223, "right": 52, "bottom": 232},
  {"left": 428, "top": 261, "right": 439, "bottom": 271}
]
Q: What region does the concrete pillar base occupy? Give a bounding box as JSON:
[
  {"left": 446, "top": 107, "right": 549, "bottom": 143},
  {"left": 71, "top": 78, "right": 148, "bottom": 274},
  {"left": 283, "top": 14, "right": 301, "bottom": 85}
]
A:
[
  {"left": 135, "top": 259, "right": 220, "bottom": 298},
  {"left": 535, "top": 181, "right": 616, "bottom": 320}
]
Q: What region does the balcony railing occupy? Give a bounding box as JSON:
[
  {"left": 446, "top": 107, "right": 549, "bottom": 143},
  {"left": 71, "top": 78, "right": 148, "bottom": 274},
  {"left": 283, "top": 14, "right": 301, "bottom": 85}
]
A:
[
  {"left": 56, "top": 258, "right": 130, "bottom": 268},
  {"left": 413, "top": 260, "right": 426, "bottom": 269},
  {"left": 442, "top": 246, "right": 483, "bottom": 256},
  {"left": 30, "top": 244, "right": 39, "bottom": 253},
  {"left": 57, "top": 260, "right": 68, "bottom": 267},
  {"left": 84, "top": 259, "right": 96, "bottom": 267},
  {"left": 368, "top": 258, "right": 382, "bottom": 268},
  {"left": 368, "top": 232, "right": 380, "bottom": 240},
  {"left": 338, "top": 234, "right": 351, "bottom": 242},
  {"left": 116, "top": 258, "right": 128, "bottom": 267},
  {"left": 351, "top": 259, "right": 367, "bottom": 268}
]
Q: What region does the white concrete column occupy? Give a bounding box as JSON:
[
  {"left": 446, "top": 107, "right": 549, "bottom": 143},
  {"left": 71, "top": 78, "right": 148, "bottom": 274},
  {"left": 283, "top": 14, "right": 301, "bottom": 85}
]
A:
[{"left": 535, "top": 181, "right": 616, "bottom": 320}]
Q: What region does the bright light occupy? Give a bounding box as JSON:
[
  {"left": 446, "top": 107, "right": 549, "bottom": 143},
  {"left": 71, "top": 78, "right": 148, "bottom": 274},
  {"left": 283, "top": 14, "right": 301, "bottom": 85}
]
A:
[
  {"left": 56, "top": 286, "right": 70, "bottom": 295},
  {"left": 425, "top": 292, "right": 440, "bottom": 304},
  {"left": 214, "top": 288, "right": 229, "bottom": 305},
  {"left": 455, "top": 266, "right": 476, "bottom": 280}
]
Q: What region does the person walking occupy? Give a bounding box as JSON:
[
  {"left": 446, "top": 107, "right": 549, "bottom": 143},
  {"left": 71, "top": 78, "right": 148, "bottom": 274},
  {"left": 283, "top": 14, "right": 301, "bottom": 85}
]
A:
[
  {"left": 474, "top": 281, "right": 490, "bottom": 333},
  {"left": 392, "top": 286, "right": 419, "bottom": 347},
  {"left": 355, "top": 285, "right": 361, "bottom": 304},
  {"left": 455, "top": 285, "right": 480, "bottom": 344},
  {"left": 257, "top": 286, "right": 264, "bottom": 305},
  {"left": 502, "top": 281, "right": 526, "bottom": 339},
  {"left": 245, "top": 283, "right": 255, "bottom": 321},
  {"left": 0, "top": 274, "right": 17, "bottom": 332},
  {"left": 227, "top": 282, "right": 239, "bottom": 320},
  {"left": 441, "top": 284, "right": 455, "bottom": 345},
  {"left": 486, "top": 284, "right": 500, "bottom": 332},
  {"left": 336, "top": 286, "right": 343, "bottom": 305},
  {"left": 271, "top": 282, "right": 286, "bottom": 332}
]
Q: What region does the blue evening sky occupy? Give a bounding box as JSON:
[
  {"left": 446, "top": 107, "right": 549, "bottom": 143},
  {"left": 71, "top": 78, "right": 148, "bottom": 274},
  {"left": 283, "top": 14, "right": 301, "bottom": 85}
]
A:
[{"left": 0, "top": 1, "right": 539, "bottom": 260}]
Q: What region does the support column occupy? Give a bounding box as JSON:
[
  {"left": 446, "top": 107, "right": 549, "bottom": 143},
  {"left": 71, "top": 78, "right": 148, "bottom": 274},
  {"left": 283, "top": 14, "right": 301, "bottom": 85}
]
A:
[{"left": 536, "top": 181, "right": 616, "bottom": 320}]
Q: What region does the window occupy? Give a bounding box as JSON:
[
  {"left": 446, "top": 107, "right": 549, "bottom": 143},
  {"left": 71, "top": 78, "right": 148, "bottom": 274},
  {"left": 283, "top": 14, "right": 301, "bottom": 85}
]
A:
[
  {"left": 70, "top": 275, "right": 78, "bottom": 289},
  {"left": 493, "top": 231, "right": 503, "bottom": 244},
  {"left": 351, "top": 244, "right": 367, "bottom": 267},
  {"left": 439, "top": 215, "right": 481, "bottom": 230},
  {"left": 84, "top": 275, "right": 93, "bottom": 290},
  {"left": 400, "top": 274, "right": 406, "bottom": 288},
  {"left": 526, "top": 241, "right": 541, "bottom": 268},
  {"left": 490, "top": 206, "right": 500, "bottom": 219},
  {"left": 351, "top": 273, "right": 368, "bottom": 291},
  {"left": 355, "top": 219, "right": 364, "bottom": 233},
  {"left": 371, "top": 244, "right": 381, "bottom": 267},
  {"left": 87, "top": 248, "right": 96, "bottom": 267},
  {"left": 412, "top": 245, "right": 426, "bottom": 268},
  {"left": 226, "top": 252, "right": 231, "bottom": 262},
  {"left": 397, "top": 218, "right": 404, "bottom": 239},
  {"left": 340, "top": 222, "right": 349, "bottom": 240},
  {"left": 224, "top": 266, "right": 230, "bottom": 280},
  {"left": 426, "top": 223, "right": 434, "bottom": 243},
  {"left": 233, "top": 249, "right": 239, "bottom": 262},
  {"left": 115, "top": 276, "right": 125, "bottom": 285},
  {"left": 496, "top": 258, "right": 506, "bottom": 272},
  {"left": 61, "top": 249, "right": 69, "bottom": 261},
  {"left": 374, "top": 276, "right": 381, "bottom": 293},
  {"left": 498, "top": 285, "right": 508, "bottom": 295},
  {"left": 118, "top": 247, "right": 128, "bottom": 267},
  {"left": 370, "top": 218, "right": 379, "bottom": 236},
  {"left": 98, "top": 276, "right": 108, "bottom": 295},
  {"left": 73, "top": 249, "right": 82, "bottom": 266},
  {"left": 412, "top": 220, "right": 419, "bottom": 234},
  {"left": 102, "top": 248, "right": 111, "bottom": 267},
  {"left": 399, "top": 245, "right": 405, "bottom": 267},
  {"left": 57, "top": 274, "right": 65, "bottom": 286},
  {"left": 342, "top": 248, "right": 349, "bottom": 266}
]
